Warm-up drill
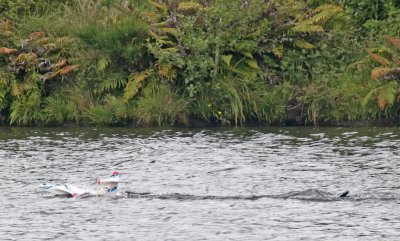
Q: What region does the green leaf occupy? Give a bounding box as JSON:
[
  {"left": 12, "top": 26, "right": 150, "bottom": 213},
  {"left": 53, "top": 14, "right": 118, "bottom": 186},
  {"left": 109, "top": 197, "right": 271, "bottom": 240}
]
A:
[
  {"left": 291, "top": 24, "right": 324, "bottom": 34},
  {"left": 123, "top": 70, "right": 152, "bottom": 102},
  {"left": 221, "top": 54, "right": 233, "bottom": 66},
  {"left": 242, "top": 51, "right": 253, "bottom": 59},
  {"left": 293, "top": 40, "right": 315, "bottom": 49},
  {"left": 97, "top": 56, "right": 110, "bottom": 73},
  {"left": 245, "top": 59, "right": 259, "bottom": 70}
]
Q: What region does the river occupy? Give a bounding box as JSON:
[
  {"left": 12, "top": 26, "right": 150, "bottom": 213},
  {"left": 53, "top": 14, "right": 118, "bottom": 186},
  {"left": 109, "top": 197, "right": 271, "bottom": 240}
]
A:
[{"left": 1, "top": 127, "right": 399, "bottom": 240}]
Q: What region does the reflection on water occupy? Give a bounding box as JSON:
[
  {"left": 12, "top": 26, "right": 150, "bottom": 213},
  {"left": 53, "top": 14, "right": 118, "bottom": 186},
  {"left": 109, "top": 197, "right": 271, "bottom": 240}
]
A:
[{"left": 1, "top": 127, "right": 400, "bottom": 240}]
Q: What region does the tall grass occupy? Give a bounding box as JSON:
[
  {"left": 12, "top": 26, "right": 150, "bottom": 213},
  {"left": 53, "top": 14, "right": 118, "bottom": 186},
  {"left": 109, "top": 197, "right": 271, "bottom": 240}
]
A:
[
  {"left": 208, "top": 74, "right": 292, "bottom": 125},
  {"left": 10, "top": 88, "right": 42, "bottom": 126},
  {"left": 84, "top": 95, "right": 135, "bottom": 126},
  {"left": 67, "top": 84, "right": 94, "bottom": 119},
  {"left": 135, "top": 84, "right": 189, "bottom": 126},
  {"left": 42, "top": 93, "right": 78, "bottom": 125}
]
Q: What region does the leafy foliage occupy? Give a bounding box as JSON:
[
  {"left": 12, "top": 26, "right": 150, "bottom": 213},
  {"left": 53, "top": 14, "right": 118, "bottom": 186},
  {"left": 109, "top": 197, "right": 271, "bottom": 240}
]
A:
[
  {"left": 363, "top": 35, "right": 400, "bottom": 110},
  {"left": 0, "top": 29, "right": 79, "bottom": 125},
  {"left": 1, "top": 0, "right": 400, "bottom": 126}
]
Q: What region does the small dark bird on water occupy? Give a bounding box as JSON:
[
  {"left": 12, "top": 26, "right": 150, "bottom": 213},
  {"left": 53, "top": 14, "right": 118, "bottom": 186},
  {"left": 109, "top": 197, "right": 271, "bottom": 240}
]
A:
[{"left": 339, "top": 190, "right": 349, "bottom": 197}]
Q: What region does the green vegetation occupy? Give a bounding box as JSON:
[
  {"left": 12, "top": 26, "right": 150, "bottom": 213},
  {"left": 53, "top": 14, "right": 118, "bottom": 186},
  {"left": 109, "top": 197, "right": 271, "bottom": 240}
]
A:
[{"left": 0, "top": 0, "right": 399, "bottom": 126}]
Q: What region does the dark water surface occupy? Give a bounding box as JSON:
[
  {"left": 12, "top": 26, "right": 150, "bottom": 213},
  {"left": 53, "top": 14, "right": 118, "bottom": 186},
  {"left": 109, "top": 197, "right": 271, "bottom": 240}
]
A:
[{"left": 1, "top": 127, "right": 400, "bottom": 240}]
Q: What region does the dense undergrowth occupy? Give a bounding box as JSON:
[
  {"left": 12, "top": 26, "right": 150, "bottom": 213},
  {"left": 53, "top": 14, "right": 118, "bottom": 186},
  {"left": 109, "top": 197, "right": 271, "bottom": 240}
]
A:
[{"left": 0, "top": 0, "right": 399, "bottom": 127}]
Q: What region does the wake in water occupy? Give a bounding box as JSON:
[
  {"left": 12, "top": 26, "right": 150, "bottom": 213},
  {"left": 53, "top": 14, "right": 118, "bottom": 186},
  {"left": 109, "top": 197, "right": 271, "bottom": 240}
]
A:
[
  {"left": 122, "top": 189, "right": 350, "bottom": 202},
  {"left": 122, "top": 189, "right": 400, "bottom": 202},
  {"left": 39, "top": 185, "right": 400, "bottom": 202}
]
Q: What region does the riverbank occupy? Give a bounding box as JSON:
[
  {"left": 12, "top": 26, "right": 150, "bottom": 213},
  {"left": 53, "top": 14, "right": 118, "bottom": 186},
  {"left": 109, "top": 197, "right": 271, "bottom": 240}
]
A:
[
  {"left": 1, "top": 1, "right": 399, "bottom": 127},
  {"left": 1, "top": 116, "right": 398, "bottom": 128}
]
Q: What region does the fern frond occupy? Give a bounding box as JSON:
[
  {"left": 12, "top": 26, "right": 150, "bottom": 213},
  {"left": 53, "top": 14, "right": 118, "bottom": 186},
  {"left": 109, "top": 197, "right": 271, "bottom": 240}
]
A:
[
  {"left": 11, "top": 80, "right": 22, "bottom": 97},
  {"left": 309, "top": 5, "right": 343, "bottom": 24},
  {"left": 54, "top": 37, "right": 74, "bottom": 48},
  {"left": 245, "top": 59, "right": 259, "bottom": 70},
  {"left": 97, "top": 56, "right": 110, "bottom": 73},
  {"left": 142, "top": 12, "right": 160, "bottom": 23},
  {"left": 0, "top": 74, "right": 8, "bottom": 85},
  {"left": 148, "top": 30, "right": 160, "bottom": 39},
  {"left": 315, "top": 4, "right": 343, "bottom": 14},
  {"left": 14, "top": 53, "right": 37, "bottom": 64},
  {"left": 44, "top": 43, "right": 56, "bottom": 50},
  {"left": 293, "top": 40, "right": 315, "bottom": 49},
  {"left": 291, "top": 24, "right": 324, "bottom": 34},
  {"left": 157, "top": 64, "right": 176, "bottom": 81},
  {"left": 95, "top": 75, "right": 127, "bottom": 94},
  {"left": 154, "top": 21, "right": 168, "bottom": 28},
  {"left": 221, "top": 54, "right": 233, "bottom": 66},
  {"left": 161, "top": 28, "right": 178, "bottom": 36},
  {"left": 367, "top": 50, "right": 390, "bottom": 66},
  {"left": 123, "top": 70, "right": 152, "bottom": 102},
  {"left": 246, "top": 29, "right": 261, "bottom": 38},
  {"left": 0, "top": 47, "right": 17, "bottom": 55},
  {"left": 38, "top": 38, "right": 49, "bottom": 46},
  {"left": 178, "top": 2, "right": 202, "bottom": 13},
  {"left": 152, "top": 34, "right": 176, "bottom": 46},
  {"left": 371, "top": 67, "right": 393, "bottom": 80},
  {"left": 28, "top": 31, "right": 45, "bottom": 40},
  {"left": 241, "top": 51, "right": 253, "bottom": 59},
  {"left": 41, "top": 72, "right": 58, "bottom": 81},
  {"left": 161, "top": 47, "right": 178, "bottom": 53},
  {"left": 348, "top": 57, "right": 370, "bottom": 72},
  {"left": 57, "top": 64, "right": 80, "bottom": 75},
  {"left": 54, "top": 58, "right": 68, "bottom": 68},
  {"left": 272, "top": 46, "right": 283, "bottom": 59},
  {"left": 148, "top": 0, "right": 167, "bottom": 12},
  {"left": 377, "top": 97, "right": 387, "bottom": 110},
  {"left": 377, "top": 82, "right": 398, "bottom": 110},
  {"left": 384, "top": 35, "right": 400, "bottom": 49},
  {"left": 156, "top": 38, "right": 175, "bottom": 46}
]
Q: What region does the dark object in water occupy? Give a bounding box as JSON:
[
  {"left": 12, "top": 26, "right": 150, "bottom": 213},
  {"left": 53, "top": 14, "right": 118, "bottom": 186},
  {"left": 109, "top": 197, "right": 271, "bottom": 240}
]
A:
[{"left": 339, "top": 190, "right": 349, "bottom": 197}]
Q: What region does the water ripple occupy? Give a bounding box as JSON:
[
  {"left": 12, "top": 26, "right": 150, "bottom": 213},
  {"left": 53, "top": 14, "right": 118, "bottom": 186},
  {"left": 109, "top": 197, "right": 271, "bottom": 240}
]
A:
[{"left": 1, "top": 127, "right": 400, "bottom": 240}]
